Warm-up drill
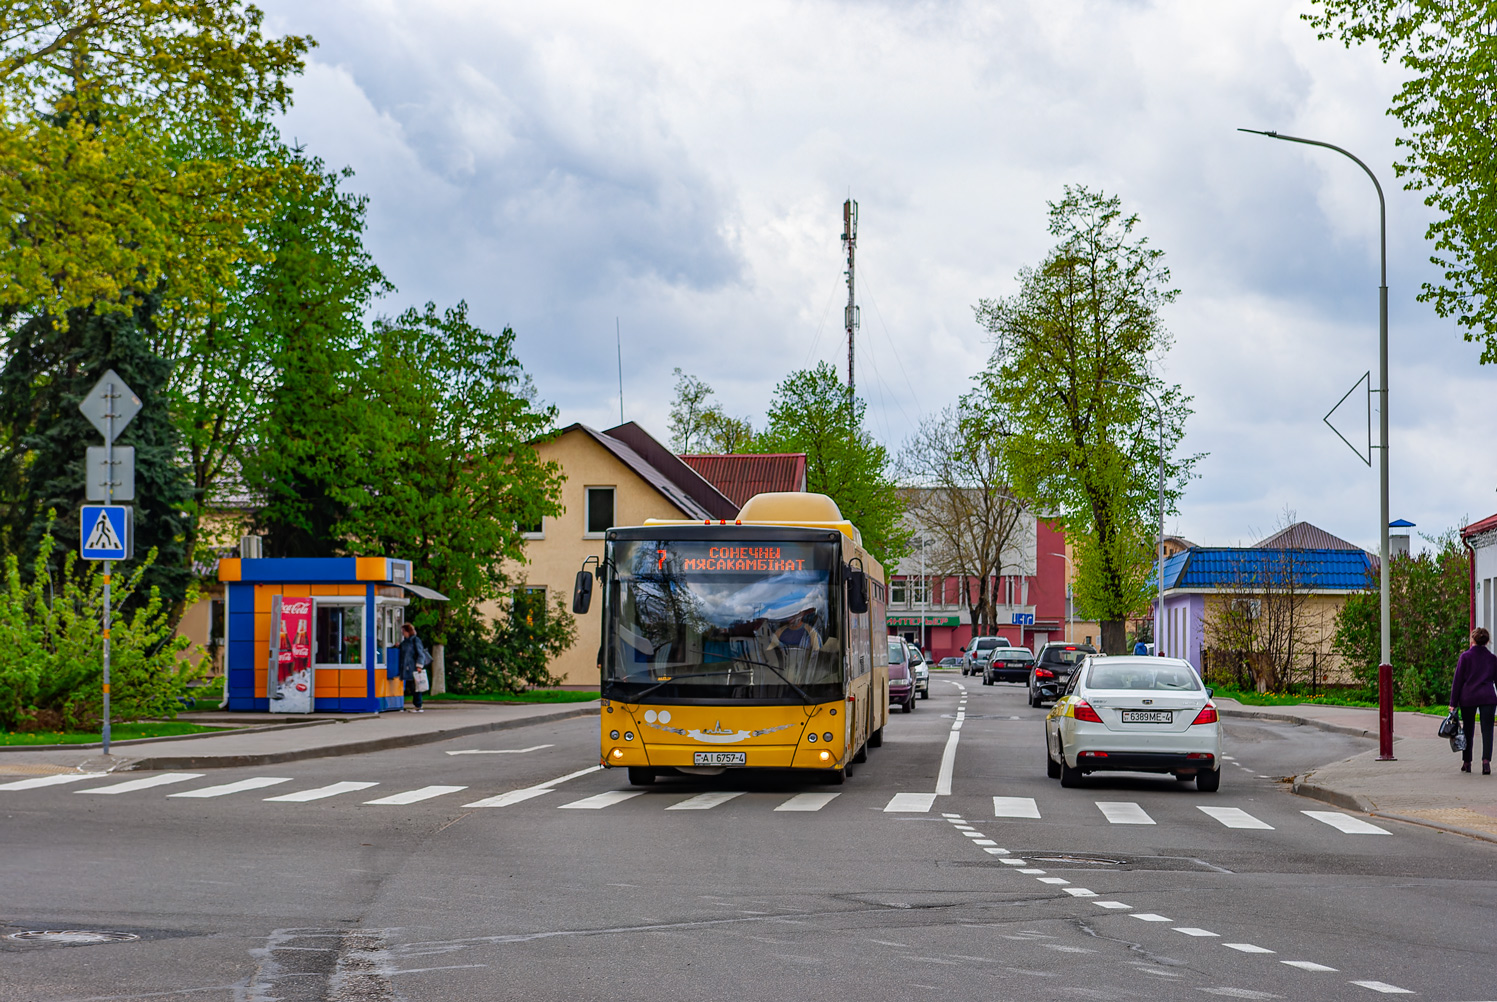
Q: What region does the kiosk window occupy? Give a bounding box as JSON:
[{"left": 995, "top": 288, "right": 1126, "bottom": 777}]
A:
[
  {"left": 315, "top": 603, "right": 364, "bottom": 666},
  {"left": 585, "top": 487, "right": 615, "bottom": 535}
]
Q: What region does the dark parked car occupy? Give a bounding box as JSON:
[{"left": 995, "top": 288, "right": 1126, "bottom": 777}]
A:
[
  {"left": 887, "top": 638, "right": 917, "bottom": 712},
  {"left": 961, "top": 636, "right": 1010, "bottom": 675},
  {"left": 938, "top": 657, "right": 962, "bottom": 669},
  {"left": 1028, "top": 642, "right": 1097, "bottom": 706},
  {"left": 982, "top": 647, "right": 1035, "bottom": 685}
]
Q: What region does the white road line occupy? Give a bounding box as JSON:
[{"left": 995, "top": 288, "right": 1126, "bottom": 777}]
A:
[
  {"left": 462, "top": 765, "right": 603, "bottom": 808},
  {"left": 998, "top": 857, "right": 1026, "bottom": 864},
  {"left": 1281, "top": 961, "right": 1338, "bottom": 972},
  {"left": 1097, "top": 801, "right": 1156, "bottom": 825},
  {"left": 1350, "top": 982, "right": 1414, "bottom": 994},
  {"left": 992, "top": 796, "right": 1041, "bottom": 818},
  {"left": 1222, "top": 756, "right": 1237, "bottom": 761},
  {"left": 1199, "top": 806, "right": 1274, "bottom": 830},
  {"left": 972, "top": 839, "right": 997, "bottom": 846},
  {"left": 952, "top": 824, "right": 975, "bottom": 830},
  {"left": 884, "top": 792, "right": 936, "bottom": 812},
  {"left": 78, "top": 773, "right": 203, "bottom": 795},
  {"left": 775, "top": 792, "right": 840, "bottom": 812},
  {"left": 445, "top": 745, "right": 554, "bottom": 756},
  {"left": 1062, "top": 887, "right": 1097, "bottom": 897},
  {"left": 666, "top": 791, "right": 744, "bottom": 811},
  {"left": 982, "top": 847, "right": 1009, "bottom": 854},
  {"left": 1303, "top": 811, "right": 1390, "bottom": 835},
  {"left": 0, "top": 773, "right": 104, "bottom": 791},
  {"left": 265, "top": 781, "right": 379, "bottom": 802},
  {"left": 464, "top": 788, "right": 553, "bottom": 808},
  {"left": 170, "top": 777, "right": 292, "bottom": 798},
  {"left": 1093, "top": 901, "right": 1131, "bottom": 909},
  {"left": 559, "top": 791, "right": 642, "bottom": 809},
  {"left": 941, "top": 812, "right": 961, "bottom": 818},
  {"left": 935, "top": 730, "right": 960, "bottom": 796},
  {"left": 364, "top": 785, "right": 468, "bottom": 805},
  {"left": 1037, "top": 877, "right": 1070, "bottom": 885},
  {"left": 1224, "top": 943, "right": 1275, "bottom": 954},
  {"left": 960, "top": 831, "right": 986, "bottom": 839},
  {"left": 1017, "top": 868, "right": 1046, "bottom": 874},
  {"left": 1131, "top": 914, "right": 1172, "bottom": 922},
  {"left": 1174, "top": 927, "right": 1219, "bottom": 937}
]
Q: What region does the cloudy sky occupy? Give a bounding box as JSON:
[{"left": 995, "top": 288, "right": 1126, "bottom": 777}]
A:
[{"left": 259, "top": 0, "right": 1491, "bottom": 552}]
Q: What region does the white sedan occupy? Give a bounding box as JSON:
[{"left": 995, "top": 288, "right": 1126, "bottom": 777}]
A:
[{"left": 1044, "top": 656, "right": 1223, "bottom": 791}]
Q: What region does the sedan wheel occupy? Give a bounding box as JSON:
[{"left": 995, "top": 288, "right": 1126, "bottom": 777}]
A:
[
  {"left": 1046, "top": 736, "right": 1061, "bottom": 779},
  {"left": 1196, "top": 768, "right": 1221, "bottom": 792},
  {"left": 1059, "top": 746, "right": 1084, "bottom": 788}
]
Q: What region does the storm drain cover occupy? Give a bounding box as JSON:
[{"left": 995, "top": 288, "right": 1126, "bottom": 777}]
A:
[{"left": 8, "top": 930, "right": 139, "bottom": 946}]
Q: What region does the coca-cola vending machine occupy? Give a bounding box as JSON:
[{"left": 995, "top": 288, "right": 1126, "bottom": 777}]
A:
[{"left": 268, "top": 595, "right": 314, "bottom": 713}]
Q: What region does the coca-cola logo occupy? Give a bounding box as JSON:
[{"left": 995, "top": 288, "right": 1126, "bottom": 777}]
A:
[{"left": 282, "top": 599, "right": 311, "bottom": 616}]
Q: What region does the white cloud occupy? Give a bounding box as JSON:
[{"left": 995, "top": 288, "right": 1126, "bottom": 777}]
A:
[{"left": 260, "top": 0, "right": 1495, "bottom": 550}]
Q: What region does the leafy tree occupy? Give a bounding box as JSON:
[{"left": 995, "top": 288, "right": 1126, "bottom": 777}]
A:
[
  {"left": 1333, "top": 530, "right": 1469, "bottom": 705},
  {"left": 1306, "top": 2, "right": 1497, "bottom": 356},
  {"left": 897, "top": 401, "right": 1027, "bottom": 635},
  {"left": 340, "top": 302, "right": 566, "bottom": 642},
  {"left": 243, "top": 159, "right": 390, "bottom": 559},
  {"left": 0, "top": 294, "right": 196, "bottom": 612},
  {"left": 700, "top": 410, "right": 755, "bottom": 454},
  {"left": 668, "top": 367, "right": 754, "bottom": 453},
  {"left": 445, "top": 589, "right": 576, "bottom": 694},
  {"left": 0, "top": 2, "right": 311, "bottom": 318},
  {"left": 754, "top": 361, "right": 909, "bottom": 566},
  {"left": 975, "top": 186, "right": 1199, "bottom": 654}
]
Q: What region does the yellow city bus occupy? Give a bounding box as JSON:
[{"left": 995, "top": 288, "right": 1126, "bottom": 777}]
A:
[{"left": 571, "top": 492, "right": 889, "bottom": 784}]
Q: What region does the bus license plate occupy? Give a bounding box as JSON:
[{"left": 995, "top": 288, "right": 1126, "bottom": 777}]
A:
[
  {"left": 1121, "top": 710, "right": 1173, "bottom": 724},
  {"left": 694, "top": 752, "right": 746, "bottom": 766}
]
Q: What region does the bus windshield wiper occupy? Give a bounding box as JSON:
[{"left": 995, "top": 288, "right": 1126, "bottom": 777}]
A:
[
  {"left": 683, "top": 648, "right": 816, "bottom": 705},
  {"left": 608, "top": 668, "right": 734, "bottom": 703}
]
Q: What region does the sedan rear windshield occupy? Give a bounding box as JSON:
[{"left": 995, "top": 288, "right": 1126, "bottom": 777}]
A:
[
  {"left": 992, "top": 651, "right": 1033, "bottom": 662},
  {"left": 1088, "top": 663, "right": 1201, "bottom": 691},
  {"left": 1039, "top": 646, "right": 1094, "bottom": 666},
  {"left": 972, "top": 638, "right": 1004, "bottom": 650}
]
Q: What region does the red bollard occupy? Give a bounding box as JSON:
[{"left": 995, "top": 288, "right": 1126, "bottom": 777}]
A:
[{"left": 1377, "top": 662, "right": 1396, "bottom": 761}]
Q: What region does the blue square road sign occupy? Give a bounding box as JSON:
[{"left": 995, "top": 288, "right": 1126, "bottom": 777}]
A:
[
  {"left": 1011, "top": 612, "right": 1035, "bottom": 626},
  {"left": 80, "top": 505, "right": 132, "bottom": 560}
]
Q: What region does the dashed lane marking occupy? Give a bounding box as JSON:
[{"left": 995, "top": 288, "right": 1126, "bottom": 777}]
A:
[
  {"left": 774, "top": 792, "right": 840, "bottom": 812},
  {"left": 1093, "top": 901, "right": 1131, "bottom": 910},
  {"left": 1174, "top": 927, "right": 1219, "bottom": 937},
  {"left": 1303, "top": 811, "right": 1391, "bottom": 835},
  {"left": 364, "top": 785, "right": 468, "bottom": 805},
  {"left": 170, "top": 777, "right": 292, "bottom": 798},
  {"left": 462, "top": 764, "right": 602, "bottom": 808},
  {"left": 558, "top": 791, "right": 643, "bottom": 809},
  {"left": 667, "top": 791, "right": 744, "bottom": 811},
  {"left": 1062, "top": 887, "right": 1097, "bottom": 897},
  {"left": 78, "top": 773, "right": 203, "bottom": 795},
  {"left": 1199, "top": 806, "right": 1274, "bottom": 830},
  {"left": 0, "top": 773, "right": 104, "bottom": 791},
  {"left": 993, "top": 796, "right": 1042, "bottom": 818},
  {"left": 1281, "top": 961, "right": 1338, "bottom": 972},
  {"left": 1224, "top": 943, "right": 1275, "bottom": 954},
  {"left": 265, "top": 781, "right": 379, "bottom": 802},
  {"left": 1037, "top": 877, "right": 1070, "bottom": 885},
  {"left": 1350, "top": 982, "right": 1414, "bottom": 994},
  {"left": 1132, "top": 914, "right": 1172, "bottom": 922},
  {"left": 885, "top": 792, "right": 936, "bottom": 812},
  {"left": 1097, "top": 801, "right": 1156, "bottom": 825}
]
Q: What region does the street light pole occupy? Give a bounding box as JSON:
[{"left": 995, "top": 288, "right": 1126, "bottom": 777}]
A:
[
  {"left": 1240, "top": 128, "right": 1394, "bottom": 761},
  {"left": 1104, "top": 379, "right": 1165, "bottom": 657}
]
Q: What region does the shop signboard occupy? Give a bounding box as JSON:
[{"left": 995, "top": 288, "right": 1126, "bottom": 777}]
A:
[
  {"left": 269, "top": 596, "right": 314, "bottom": 713},
  {"left": 888, "top": 615, "right": 960, "bottom": 627}
]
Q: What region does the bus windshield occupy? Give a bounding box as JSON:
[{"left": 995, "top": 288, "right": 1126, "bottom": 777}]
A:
[{"left": 603, "top": 538, "right": 843, "bottom": 702}]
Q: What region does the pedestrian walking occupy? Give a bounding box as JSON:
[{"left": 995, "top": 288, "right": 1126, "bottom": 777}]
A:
[
  {"left": 1450, "top": 626, "right": 1497, "bottom": 774},
  {"left": 399, "top": 622, "right": 431, "bottom": 713}
]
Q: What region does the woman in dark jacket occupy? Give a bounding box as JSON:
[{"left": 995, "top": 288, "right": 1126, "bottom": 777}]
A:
[
  {"left": 1450, "top": 626, "right": 1497, "bottom": 773},
  {"left": 399, "top": 623, "right": 430, "bottom": 713}
]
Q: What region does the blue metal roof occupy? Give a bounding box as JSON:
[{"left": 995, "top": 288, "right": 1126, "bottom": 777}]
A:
[{"left": 1160, "top": 547, "right": 1376, "bottom": 592}]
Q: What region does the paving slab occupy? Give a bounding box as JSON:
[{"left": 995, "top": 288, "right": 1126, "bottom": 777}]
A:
[{"left": 0, "top": 701, "right": 600, "bottom": 774}]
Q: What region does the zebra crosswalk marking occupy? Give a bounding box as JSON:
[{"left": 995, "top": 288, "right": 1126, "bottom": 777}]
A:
[
  {"left": 775, "top": 792, "right": 840, "bottom": 812},
  {"left": 1096, "top": 801, "right": 1155, "bottom": 825},
  {"left": 883, "top": 792, "right": 936, "bottom": 812},
  {"left": 666, "top": 791, "right": 744, "bottom": 811},
  {"left": 1302, "top": 810, "right": 1390, "bottom": 835},
  {"left": 0, "top": 773, "right": 104, "bottom": 791},
  {"left": 992, "top": 796, "right": 1041, "bottom": 818},
  {"left": 264, "top": 781, "right": 378, "bottom": 803},
  {"left": 79, "top": 773, "right": 204, "bottom": 795},
  {"left": 170, "top": 777, "right": 292, "bottom": 799},
  {"left": 464, "top": 788, "right": 552, "bottom": 808},
  {"left": 559, "top": 791, "right": 643, "bottom": 809},
  {"left": 1198, "top": 806, "right": 1273, "bottom": 830},
  {"left": 364, "top": 785, "right": 468, "bottom": 805}
]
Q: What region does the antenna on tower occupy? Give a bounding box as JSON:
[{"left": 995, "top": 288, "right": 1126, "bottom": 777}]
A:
[{"left": 842, "top": 198, "right": 859, "bottom": 405}]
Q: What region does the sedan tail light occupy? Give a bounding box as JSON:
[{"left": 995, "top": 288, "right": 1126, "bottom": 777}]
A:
[
  {"left": 1190, "top": 704, "right": 1219, "bottom": 725},
  {"left": 1069, "top": 700, "right": 1103, "bottom": 723},
  {"left": 1034, "top": 668, "right": 1055, "bottom": 680}
]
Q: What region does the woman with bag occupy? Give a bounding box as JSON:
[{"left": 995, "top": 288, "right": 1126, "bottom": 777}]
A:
[
  {"left": 1450, "top": 626, "right": 1497, "bottom": 773},
  {"left": 399, "top": 623, "right": 431, "bottom": 713}
]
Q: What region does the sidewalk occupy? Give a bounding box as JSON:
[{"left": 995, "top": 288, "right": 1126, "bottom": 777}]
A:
[
  {"left": 0, "top": 700, "right": 599, "bottom": 775},
  {"left": 1218, "top": 698, "right": 1497, "bottom": 844}
]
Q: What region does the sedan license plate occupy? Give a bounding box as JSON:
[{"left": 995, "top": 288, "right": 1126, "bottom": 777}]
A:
[
  {"left": 694, "top": 752, "right": 746, "bottom": 766},
  {"left": 1120, "top": 710, "right": 1174, "bottom": 724}
]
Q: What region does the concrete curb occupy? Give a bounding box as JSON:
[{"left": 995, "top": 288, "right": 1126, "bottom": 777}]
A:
[
  {"left": 125, "top": 705, "right": 600, "bottom": 770},
  {"left": 1370, "top": 811, "right": 1497, "bottom": 847},
  {"left": 1218, "top": 706, "right": 1384, "bottom": 741},
  {"left": 1289, "top": 778, "right": 1374, "bottom": 813}
]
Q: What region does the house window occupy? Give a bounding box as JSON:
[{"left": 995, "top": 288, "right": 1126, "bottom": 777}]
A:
[
  {"left": 911, "top": 579, "right": 929, "bottom": 604},
  {"left": 209, "top": 599, "right": 225, "bottom": 647},
  {"left": 314, "top": 603, "right": 364, "bottom": 666},
  {"left": 891, "top": 580, "right": 907, "bottom": 606},
  {"left": 585, "top": 487, "right": 615, "bottom": 536},
  {"left": 519, "top": 515, "right": 544, "bottom": 538}
]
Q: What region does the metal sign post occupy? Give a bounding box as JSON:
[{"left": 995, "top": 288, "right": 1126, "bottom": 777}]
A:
[{"left": 78, "top": 370, "right": 140, "bottom": 756}]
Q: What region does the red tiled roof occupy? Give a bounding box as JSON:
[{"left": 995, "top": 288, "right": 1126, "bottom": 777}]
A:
[
  {"left": 679, "top": 453, "right": 808, "bottom": 509},
  {"left": 603, "top": 423, "right": 738, "bottom": 520},
  {"left": 1253, "top": 521, "right": 1364, "bottom": 551},
  {"left": 1463, "top": 512, "right": 1497, "bottom": 540}
]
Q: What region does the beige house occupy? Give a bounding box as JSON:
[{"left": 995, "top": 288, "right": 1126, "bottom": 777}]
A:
[{"left": 510, "top": 422, "right": 738, "bottom": 686}]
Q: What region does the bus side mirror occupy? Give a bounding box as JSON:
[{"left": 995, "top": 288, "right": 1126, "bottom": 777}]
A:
[
  {"left": 572, "top": 569, "right": 594, "bottom": 614},
  {"left": 847, "top": 571, "right": 869, "bottom": 614}
]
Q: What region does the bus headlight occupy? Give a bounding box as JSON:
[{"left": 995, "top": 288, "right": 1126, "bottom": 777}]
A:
[
  {"left": 818, "top": 750, "right": 831, "bottom": 762},
  {"left": 610, "top": 730, "right": 620, "bottom": 740},
  {"left": 823, "top": 732, "right": 834, "bottom": 743},
  {"left": 624, "top": 732, "right": 634, "bottom": 741},
  {"left": 610, "top": 748, "right": 624, "bottom": 760}
]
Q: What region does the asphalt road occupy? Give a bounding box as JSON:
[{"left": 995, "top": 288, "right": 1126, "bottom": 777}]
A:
[{"left": 3, "top": 673, "right": 1494, "bottom": 1002}]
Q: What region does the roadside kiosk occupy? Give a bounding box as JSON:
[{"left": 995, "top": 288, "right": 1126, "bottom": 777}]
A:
[{"left": 216, "top": 557, "right": 447, "bottom": 713}]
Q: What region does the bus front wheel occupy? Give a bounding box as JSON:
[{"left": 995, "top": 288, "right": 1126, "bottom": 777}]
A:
[
  {"left": 627, "top": 767, "right": 656, "bottom": 786},
  {"left": 869, "top": 727, "right": 884, "bottom": 747},
  {"left": 826, "top": 767, "right": 847, "bottom": 785}
]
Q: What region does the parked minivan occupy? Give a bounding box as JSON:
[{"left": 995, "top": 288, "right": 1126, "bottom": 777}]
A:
[
  {"left": 961, "top": 635, "right": 1011, "bottom": 676},
  {"left": 887, "top": 638, "right": 917, "bottom": 712}
]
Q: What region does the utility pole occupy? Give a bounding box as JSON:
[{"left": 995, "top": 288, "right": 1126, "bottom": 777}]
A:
[{"left": 842, "top": 199, "right": 859, "bottom": 404}]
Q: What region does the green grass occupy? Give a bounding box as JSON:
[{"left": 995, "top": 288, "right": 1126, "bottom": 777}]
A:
[
  {"left": 1210, "top": 684, "right": 1444, "bottom": 715},
  {"left": 426, "top": 690, "right": 600, "bottom": 704},
  {"left": 0, "top": 720, "right": 232, "bottom": 746}
]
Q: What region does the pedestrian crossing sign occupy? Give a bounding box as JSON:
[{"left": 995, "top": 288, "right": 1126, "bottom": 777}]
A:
[{"left": 80, "top": 505, "right": 132, "bottom": 560}]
